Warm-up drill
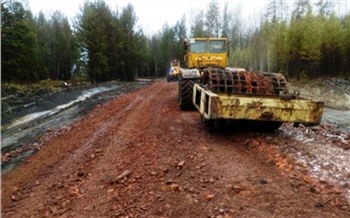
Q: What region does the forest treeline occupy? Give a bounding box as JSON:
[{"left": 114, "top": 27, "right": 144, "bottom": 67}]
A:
[{"left": 1, "top": 0, "right": 350, "bottom": 84}]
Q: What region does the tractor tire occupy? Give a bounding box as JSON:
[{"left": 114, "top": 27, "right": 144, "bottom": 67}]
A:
[{"left": 178, "top": 79, "right": 197, "bottom": 111}]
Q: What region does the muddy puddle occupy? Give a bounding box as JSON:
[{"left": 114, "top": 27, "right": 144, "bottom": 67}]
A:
[
  {"left": 3, "top": 86, "right": 118, "bottom": 131},
  {"left": 323, "top": 108, "right": 350, "bottom": 132}
]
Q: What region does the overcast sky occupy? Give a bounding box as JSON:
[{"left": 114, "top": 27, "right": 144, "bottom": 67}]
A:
[{"left": 29, "top": 0, "right": 269, "bottom": 35}]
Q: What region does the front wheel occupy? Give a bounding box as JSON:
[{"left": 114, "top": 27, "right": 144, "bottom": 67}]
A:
[{"left": 178, "top": 79, "right": 197, "bottom": 111}]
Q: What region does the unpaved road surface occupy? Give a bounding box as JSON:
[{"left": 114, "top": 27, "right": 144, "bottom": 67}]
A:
[
  {"left": 1, "top": 81, "right": 150, "bottom": 174},
  {"left": 2, "top": 79, "right": 350, "bottom": 217}
]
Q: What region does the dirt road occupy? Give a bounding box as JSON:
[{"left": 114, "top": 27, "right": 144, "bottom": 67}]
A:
[{"left": 2, "top": 80, "right": 350, "bottom": 217}]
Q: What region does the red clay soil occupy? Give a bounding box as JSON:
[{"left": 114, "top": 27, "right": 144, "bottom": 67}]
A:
[{"left": 2, "top": 80, "right": 350, "bottom": 217}]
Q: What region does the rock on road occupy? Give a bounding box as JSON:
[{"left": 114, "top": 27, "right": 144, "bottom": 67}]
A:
[{"left": 2, "top": 80, "right": 350, "bottom": 217}]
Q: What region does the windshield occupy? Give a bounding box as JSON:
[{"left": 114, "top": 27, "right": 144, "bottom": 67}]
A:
[
  {"left": 190, "top": 41, "right": 207, "bottom": 53},
  {"left": 171, "top": 60, "right": 179, "bottom": 66},
  {"left": 209, "top": 40, "right": 226, "bottom": 53}
]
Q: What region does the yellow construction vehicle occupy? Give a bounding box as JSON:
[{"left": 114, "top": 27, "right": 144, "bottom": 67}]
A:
[
  {"left": 178, "top": 38, "right": 324, "bottom": 131},
  {"left": 167, "top": 59, "right": 181, "bottom": 82}
]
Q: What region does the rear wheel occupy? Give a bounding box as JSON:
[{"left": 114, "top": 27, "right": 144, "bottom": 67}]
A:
[{"left": 178, "top": 79, "right": 197, "bottom": 110}]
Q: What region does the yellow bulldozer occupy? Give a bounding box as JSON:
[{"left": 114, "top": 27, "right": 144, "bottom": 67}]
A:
[
  {"left": 167, "top": 59, "right": 181, "bottom": 82},
  {"left": 178, "top": 38, "right": 324, "bottom": 131}
]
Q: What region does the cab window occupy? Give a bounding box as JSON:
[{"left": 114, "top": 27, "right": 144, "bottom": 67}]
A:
[
  {"left": 209, "top": 40, "right": 226, "bottom": 53},
  {"left": 190, "top": 41, "right": 207, "bottom": 53}
]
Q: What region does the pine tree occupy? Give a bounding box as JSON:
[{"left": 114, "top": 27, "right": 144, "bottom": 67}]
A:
[
  {"left": 191, "top": 10, "right": 205, "bottom": 37},
  {"left": 76, "top": 1, "right": 113, "bottom": 82},
  {"left": 1, "top": 1, "right": 41, "bottom": 83},
  {"left": 204, "top": 1, "right": 221, "bottom": 37}
]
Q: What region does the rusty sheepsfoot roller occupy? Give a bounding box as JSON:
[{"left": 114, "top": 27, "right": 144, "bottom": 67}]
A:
[
  {"left": 202, "top": 68, "right": 287, "bottom": 96},
  {"left": 178, "top": 38, "right": 324, "bottom": 131}
]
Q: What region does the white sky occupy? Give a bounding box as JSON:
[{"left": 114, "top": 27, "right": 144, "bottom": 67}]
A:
[
  {"left": 28, "top": 0, "right": 269, "bottom": 35},
  {"left": 28, "top": 0, "right": 350, "bottom": 35}
]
